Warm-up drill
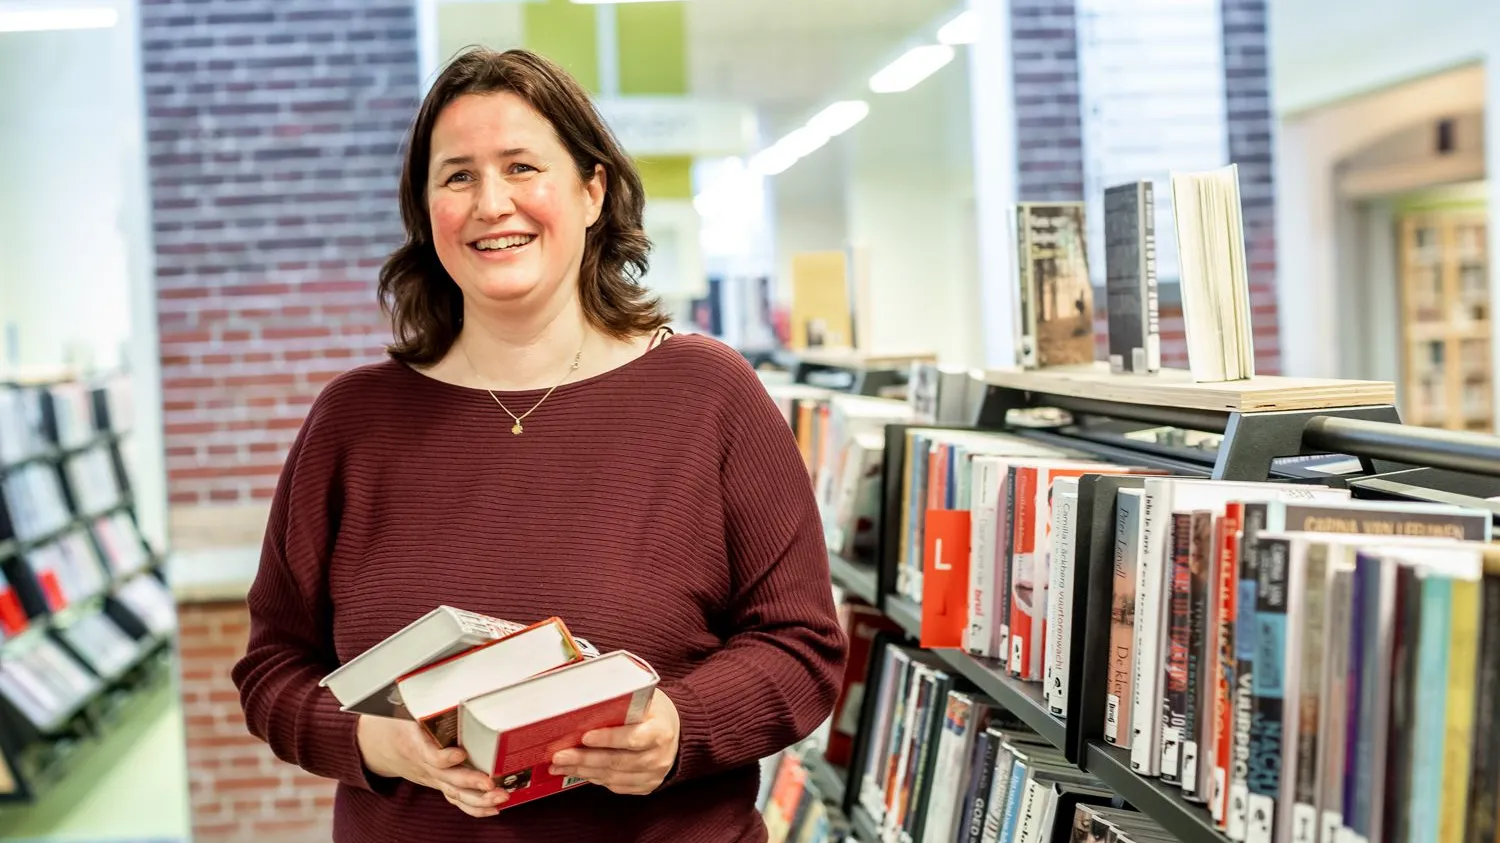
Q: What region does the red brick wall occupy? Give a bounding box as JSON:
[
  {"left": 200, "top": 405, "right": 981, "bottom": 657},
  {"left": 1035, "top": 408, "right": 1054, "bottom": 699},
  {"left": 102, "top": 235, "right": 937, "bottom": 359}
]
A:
[
  {"left": 179, "top": 602, "right": 335, "bottom": 843},
  {"left": 141, "top": 0, "right": 420, "bottom": 509}
]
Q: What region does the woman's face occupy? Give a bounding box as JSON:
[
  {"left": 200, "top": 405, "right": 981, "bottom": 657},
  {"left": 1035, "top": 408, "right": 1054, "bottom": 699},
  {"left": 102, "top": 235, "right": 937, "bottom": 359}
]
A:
[{"left": 426, "top": 91, "right": 604, "bottom": 316}]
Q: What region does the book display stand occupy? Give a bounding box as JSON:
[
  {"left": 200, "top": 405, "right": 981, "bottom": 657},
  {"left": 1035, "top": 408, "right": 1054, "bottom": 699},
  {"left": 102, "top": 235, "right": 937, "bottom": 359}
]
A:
[
  {"left": 0, "top": 374, "right": 175, "bottom": 804},
  {"left": 781, "top": 356, "right": 1500, "bottom": 843}
]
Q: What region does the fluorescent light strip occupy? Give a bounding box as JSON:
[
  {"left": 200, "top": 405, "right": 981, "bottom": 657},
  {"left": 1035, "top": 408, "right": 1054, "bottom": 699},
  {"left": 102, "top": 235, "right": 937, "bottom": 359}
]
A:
[
  {"left": 806, "top": 100, "right": 870, "bottom": 138},
  {"left": 868, "top": 44, "right": 955, "bottom": 93},
  {"left": 937, "top": 10, "right": 977, "bottom": 45},
  {"left": 0, "top": 6, "right": 118, "bottom": 32}
]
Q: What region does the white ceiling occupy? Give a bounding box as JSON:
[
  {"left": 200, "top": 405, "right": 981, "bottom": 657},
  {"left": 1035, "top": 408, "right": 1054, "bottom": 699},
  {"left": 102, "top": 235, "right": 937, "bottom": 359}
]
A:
[{"left": 685, "top": 0, "right": 960, "bottom": 125}]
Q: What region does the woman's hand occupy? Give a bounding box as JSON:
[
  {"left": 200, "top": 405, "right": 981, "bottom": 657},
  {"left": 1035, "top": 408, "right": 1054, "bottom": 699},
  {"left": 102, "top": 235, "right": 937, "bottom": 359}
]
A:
[
  {"left": 356, "top": 715, "right": 508, "bottom": 817},
  {"left": 548, "top": 689, "right": 681, "bottom": 795}
]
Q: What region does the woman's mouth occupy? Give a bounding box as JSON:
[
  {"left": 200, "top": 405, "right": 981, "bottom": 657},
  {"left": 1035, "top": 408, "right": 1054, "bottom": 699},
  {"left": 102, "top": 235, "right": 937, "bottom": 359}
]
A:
[{"left": 471, "top": 234, "right": 536, "bottom": 254}]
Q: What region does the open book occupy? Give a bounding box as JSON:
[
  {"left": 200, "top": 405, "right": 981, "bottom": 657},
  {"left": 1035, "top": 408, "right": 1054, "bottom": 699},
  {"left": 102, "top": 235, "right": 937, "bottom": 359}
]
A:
[{"left": 1171, "top": 164, "right": 1255, "bottom": 382}]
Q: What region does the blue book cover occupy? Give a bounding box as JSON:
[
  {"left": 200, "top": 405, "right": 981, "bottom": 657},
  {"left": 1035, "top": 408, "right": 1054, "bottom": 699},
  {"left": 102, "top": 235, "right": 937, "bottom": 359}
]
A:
[
  {"left": 1407, "top": 573, "right": 1452, "bottom": 842},
  {"left": 1247, "top": 536, "right": 1290, "bottom": 843}
]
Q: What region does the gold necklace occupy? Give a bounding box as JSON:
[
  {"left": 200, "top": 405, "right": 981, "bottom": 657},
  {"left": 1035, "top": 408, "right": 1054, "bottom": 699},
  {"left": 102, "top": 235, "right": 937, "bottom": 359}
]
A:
[{"left": 460, "top": 339, "right": 583, "bottom": 435}]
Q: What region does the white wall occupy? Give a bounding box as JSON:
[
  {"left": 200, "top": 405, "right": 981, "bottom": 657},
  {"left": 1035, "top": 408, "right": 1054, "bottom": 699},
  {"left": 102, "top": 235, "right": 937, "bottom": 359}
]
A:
[
  {"left": 0, "top": 2, "right": 166, "bottom": 547},
  {"left": 1274, "top": 63, "right": 1487, "bottom": 378},
  {"left": 1271, "top": 0, "right": 1494, "bottom": 117}
]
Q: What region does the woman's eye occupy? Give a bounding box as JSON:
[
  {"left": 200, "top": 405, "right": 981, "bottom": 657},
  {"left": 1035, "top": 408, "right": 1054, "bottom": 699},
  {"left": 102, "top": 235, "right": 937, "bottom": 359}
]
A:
[
  {"left": 444, "top": 171, "right": 473, "bottom": 185},
  {"left": 509, "top": 163, "right": 536, "bottom": 175}
]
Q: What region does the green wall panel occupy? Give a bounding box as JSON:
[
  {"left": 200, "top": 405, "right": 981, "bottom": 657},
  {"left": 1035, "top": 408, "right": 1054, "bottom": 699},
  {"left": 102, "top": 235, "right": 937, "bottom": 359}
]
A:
[
  {"left": 523, "top": 0, "right": 600, "bottom": 93},
  {"left": 634, "top": 155, "right": 694, "bottom": 200},
  {"left": 616, "top": 2, "right": 687, "bottom": 95}
]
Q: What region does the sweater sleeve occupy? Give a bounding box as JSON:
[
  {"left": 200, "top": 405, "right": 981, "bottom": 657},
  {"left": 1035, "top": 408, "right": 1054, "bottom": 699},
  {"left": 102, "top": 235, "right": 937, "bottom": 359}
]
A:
[
  {"left": 658, "top": 358, "right": 849, "bottom": 783},
  {"left": 230, "top": 390, "right": 379, "bottom": 792}
]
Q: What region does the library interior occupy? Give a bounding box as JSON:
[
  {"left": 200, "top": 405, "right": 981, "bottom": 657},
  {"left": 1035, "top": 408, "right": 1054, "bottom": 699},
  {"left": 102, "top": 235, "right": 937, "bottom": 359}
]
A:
[{"left": 1, "top": 0, "right": 1499, "bottom": 842}]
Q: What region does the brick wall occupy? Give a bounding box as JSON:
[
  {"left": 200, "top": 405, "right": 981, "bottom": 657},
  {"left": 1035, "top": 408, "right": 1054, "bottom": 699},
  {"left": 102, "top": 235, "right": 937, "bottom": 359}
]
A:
[
  {"left": 141, "top": 0, "right": 420, "bottom": 513},
  {"left": 1009, "top": 0, "right": 1083, "bottom": 202},
  {"left": 179, "top": 602, "right": 335, "bottom": 843},
  {"left": 139, "top": 2, "right": 420, "bottom": 841},
  {"left": 1221, "top": 0, "right": 1280, "bottom": 374}
]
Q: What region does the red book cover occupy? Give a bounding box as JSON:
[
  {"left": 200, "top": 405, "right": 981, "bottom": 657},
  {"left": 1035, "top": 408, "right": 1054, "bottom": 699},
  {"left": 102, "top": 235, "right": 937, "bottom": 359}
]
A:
[
  {"left": 825, "top": 605, "right": 902, "bottom": 767},
  {"left": 921, "top": 508, "right": 971, "bottom": 648},
  {"left": 0, "top": 585, "right": 27, "bottom": 637},
  {"left": 1212, "top": 503, "right": 1244, "bottom": 825},
  {"left": 36, "top": 569, "right": 66, "bottom": 612},
  {"left": 1008, "top": 467, "right": 1038, "bottom": 676},
  {"left": 486, "top": 690, "right": 650, "bottom": 810}
]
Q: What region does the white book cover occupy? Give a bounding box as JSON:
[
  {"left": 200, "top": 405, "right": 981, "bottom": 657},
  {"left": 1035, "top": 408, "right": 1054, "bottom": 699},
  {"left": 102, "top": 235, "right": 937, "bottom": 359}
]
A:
[
  {"left": 966, "top": 457, "right": 1005, "bottom": 657},
  {"left": 1045, "top": 481, "right": 1079, "bottom": 716}
]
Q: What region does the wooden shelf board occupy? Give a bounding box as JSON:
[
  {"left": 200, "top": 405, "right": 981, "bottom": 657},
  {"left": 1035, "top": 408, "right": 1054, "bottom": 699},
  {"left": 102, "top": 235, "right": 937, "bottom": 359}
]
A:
[{"left": 983, "top": 363, "right": 1395, "bottom": 414}]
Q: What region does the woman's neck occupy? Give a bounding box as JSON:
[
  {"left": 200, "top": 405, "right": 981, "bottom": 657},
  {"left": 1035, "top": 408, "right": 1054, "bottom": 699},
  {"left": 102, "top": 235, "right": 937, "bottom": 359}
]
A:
[{"left": 454, "top": 293, "right": 596, "bottom": 392}]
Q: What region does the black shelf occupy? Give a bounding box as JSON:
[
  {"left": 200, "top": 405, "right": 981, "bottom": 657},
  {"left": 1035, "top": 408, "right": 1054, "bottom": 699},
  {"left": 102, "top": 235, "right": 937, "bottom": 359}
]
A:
[
  {"left": 0, "top": 432, "right": 117, "bottom": 478},
  {"left": 829, "top": 553, "right": 880, "bottom": 607},
  {"left": 851, "top": 804, "right": 880, "bottom": 843},
  {"left": 801, "top": 749, "right": 848, "bottom": 807},
  {"left": 1083, "top": 742, "right": 1227, "bottom": 843},
  {"left": 883, "top": 595, "right": 921, "bottom": 639},
  {"left": 929, "top": 648, "right": 1068, "bottom": 752}
]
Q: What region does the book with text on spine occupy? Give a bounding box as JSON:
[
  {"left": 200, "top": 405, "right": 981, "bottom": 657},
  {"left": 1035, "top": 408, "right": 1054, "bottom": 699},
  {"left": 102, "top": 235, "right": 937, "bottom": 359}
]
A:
[{"left": 459, "top": 650, "right": 660, "bottom": 811}]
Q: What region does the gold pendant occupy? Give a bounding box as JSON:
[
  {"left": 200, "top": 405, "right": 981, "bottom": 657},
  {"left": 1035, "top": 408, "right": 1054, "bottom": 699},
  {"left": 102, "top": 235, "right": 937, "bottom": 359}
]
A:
[{"left": 511, "top": 422, "right": 523, "bottom": 435}]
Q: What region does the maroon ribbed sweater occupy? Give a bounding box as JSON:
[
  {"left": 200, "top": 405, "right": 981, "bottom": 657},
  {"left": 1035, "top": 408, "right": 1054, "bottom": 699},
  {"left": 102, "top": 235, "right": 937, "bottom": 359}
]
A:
[{"left": 230, "top": 334, "right": 847, "bottom": 843}]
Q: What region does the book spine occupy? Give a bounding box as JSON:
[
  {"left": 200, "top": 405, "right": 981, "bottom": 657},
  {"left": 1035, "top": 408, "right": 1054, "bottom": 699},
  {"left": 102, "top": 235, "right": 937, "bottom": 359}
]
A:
[
  {"left": 1228, "top": 503, "right": 1267, "bottom": 840},
  {"left": 1407, "top": 575, "right": 1452, "bottom": 843},
  {"left": 1247, "top": 536, "right": 1289, "bottom": 843},
  {"left": 1009, "top": 468, "right": 1038, "bottom": 678},
  {"left": 1381, "top": 567, "right": 1420, "bottom": 843},
  {"left": 967, "top": 460, "right": 998, "bottom": 657},
  {"left": 1130, "top": 484, "right": 1166, "bottom": 776},
  {"left": 980, "top": 754, "right": 1018, "bottom": 843},
  {"left": 1438, "top": 578, "right": 1479, "bottom": 843},
  {"left": 1016, "top": 207, "right": 1038, "bottom": 369},
  {"left": 960, "top": 730, "right": 1001, "bottom": 843},
  {"left": 998, "top": 763, "right": 1031, "bottom": 843},
  {"left": 1291, "top": 545, "right": 1328, "bottom": 843},
  {"left": 1140, "top": 180, "right": 1161, "bottom": 373},
  {"left": 1160, "top": 511, "right": 1193, "bottom": 784},
  {"left": 1105, "top": 490, "right": 1140, "bottom": 747},
  {"left": 997, "top": 469, "right": 1019, "bottom": 658},
  {"left": 1048, "top": 490, "right": 1077, "bottom": 715},
  {"left": 1183, "top": 509, "right": 1215, "bottom": 803},
  {"left": 1211, "top": 504, "right": 1243, "bottom": 826},
  {"left": 1464, "top": 574, "right": 1500, "bottom": 843},
  {"left": 1318, "top": 566, "right": 1353, "bottom": 843}
]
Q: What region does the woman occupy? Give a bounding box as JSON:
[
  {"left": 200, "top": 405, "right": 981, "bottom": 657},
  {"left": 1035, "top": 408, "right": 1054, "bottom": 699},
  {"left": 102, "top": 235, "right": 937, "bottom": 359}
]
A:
[{"left": 231, "top": 47, "right": 847, "bottom": 843}]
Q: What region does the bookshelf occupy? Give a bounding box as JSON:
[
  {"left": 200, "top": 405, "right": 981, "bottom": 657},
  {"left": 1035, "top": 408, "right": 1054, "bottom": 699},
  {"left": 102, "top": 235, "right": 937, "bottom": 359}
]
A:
[
  {"left": 791, "top": 364, "right": 1500, "bottom": 843},
  {"left": 0, "top": 374, "right": 175, "bottom": 804}
]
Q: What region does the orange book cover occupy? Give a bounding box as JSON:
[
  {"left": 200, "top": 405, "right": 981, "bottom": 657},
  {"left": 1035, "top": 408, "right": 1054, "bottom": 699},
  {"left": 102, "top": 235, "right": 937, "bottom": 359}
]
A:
[
  {"left": 922, "top": 508, "right": 972, "bottom": 648},
  {"left": 1212, "top": 503, "right": 1243, "bottom": 826},
  {"left": 1008, "top": 467, "right": 1039, "bottom": 677},
  {"left": 0, "top": 584, "right": 26, "bottom": 637}
]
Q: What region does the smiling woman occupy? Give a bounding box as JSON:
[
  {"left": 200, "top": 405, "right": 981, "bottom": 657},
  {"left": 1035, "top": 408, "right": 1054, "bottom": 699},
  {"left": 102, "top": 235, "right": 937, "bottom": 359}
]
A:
[{"left": 229, "top": 46, "right": 847, "bottom": 843}]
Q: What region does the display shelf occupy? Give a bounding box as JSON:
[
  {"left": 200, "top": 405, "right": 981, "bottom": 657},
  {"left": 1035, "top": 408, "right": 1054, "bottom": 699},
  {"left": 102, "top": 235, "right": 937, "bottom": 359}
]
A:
[
  {"left": 0, "top": 432, "right": 118, "bottom": 478},
  {"left": 851, "top": 804, "right": 880, "bottom": 843},
  {"left": 801, "top": 749, "right": 848, "bottom": 807},
  {"left": 982, "top": 363, "right": 1396, "bottom": 414},
  {"left": 1082, "top": 742, "right": 1226, "bottom": 843},
  {"left": 11, "top": 497, "right": 133, "bottom": 556},
  {"left": 828, "top": 552, "right": 880, "bottom": 607}
]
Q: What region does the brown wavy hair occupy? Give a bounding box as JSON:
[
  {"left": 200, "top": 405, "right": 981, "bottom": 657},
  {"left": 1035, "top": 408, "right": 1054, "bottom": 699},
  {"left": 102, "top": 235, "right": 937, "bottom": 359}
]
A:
[{"left": 378, "top": 47, "right": 668, "bottom": 364}]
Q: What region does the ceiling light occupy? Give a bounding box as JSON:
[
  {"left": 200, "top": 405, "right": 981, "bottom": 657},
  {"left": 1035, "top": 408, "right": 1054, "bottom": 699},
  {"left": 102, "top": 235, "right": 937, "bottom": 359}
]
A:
[
  {"left": 0, "top": 6, "right": 117, "bottom": 32},
  {"left": 937, "top": 10, "right": 977, "bottom": 45},
  {"left": 806, "top": 100, "right": 870, "bottom": 138},
  {"left": 749, "top": 146, "right": 798, "bottom": 177},
  {"left": 868, "top": 44, "right": 955, "bottom": 93}
]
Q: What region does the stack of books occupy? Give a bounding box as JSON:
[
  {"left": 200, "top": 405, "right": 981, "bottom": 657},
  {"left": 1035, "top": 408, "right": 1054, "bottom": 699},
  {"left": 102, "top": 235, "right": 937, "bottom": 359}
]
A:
[{"left": 321, "top": 607, "right": 658, "bottom": 809}]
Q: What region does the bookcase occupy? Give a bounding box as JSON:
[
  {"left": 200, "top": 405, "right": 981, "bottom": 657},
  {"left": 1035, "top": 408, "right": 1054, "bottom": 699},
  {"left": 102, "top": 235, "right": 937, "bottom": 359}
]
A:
[
  {"left": 764, "top": 354, "right": 1500, "bottom": 843},
  {"left": 0, "top": 373, "right": 176, "bottom": 804},
  {"left": 1397, "top": 209, "right": 1492, "bottom": 432}
]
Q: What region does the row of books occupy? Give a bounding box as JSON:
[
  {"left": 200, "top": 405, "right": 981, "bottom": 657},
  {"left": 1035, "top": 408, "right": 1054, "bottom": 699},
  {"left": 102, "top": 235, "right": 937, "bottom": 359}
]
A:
[
  {"left": 319, "top": 607, "right": 658, "bottom": 810},
  {"left": 0, "top": 380, "right": 120, "bottom": 464},
  {"left": 1100, "top": 478, "right": 1500, "bottom": 843},
  {"left": 65, "top": 445, "right": 123, "bottom": 516},
  {"left": 0, "top": 569, "right": 174, "bottom": 733},
  {"left": 762, "top": 750, "right": 855, "bottom": 843}
]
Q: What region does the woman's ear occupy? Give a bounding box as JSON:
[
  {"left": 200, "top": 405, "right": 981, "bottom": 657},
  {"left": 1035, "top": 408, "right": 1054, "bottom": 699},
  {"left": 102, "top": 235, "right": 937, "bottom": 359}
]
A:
[{"left": 584, "top": 164, "right": 606, "bottom": 228}]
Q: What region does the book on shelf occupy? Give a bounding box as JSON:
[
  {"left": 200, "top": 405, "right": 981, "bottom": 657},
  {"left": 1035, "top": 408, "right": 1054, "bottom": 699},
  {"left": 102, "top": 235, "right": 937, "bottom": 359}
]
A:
[
  {"left": 0, "top": 635, "right": 101, "bottom": 730},
  {"left": 1104, "top": 179, "right": 1161, "bottom": 375},
  {"left": 112, "top": 573, "right": 176, "bottom": 636},
  {"left": 1170, "top": 164, "right": 1255, "bottom": 383},
  {"left": 761, "top": 750, "right": 854, "bottom": 843},
  {"left": 826, "top": 601, "right": 903, "bottom": 770},
  {"left": 321, "top": 605, "right": 662, "bottom": 811},
  {"left": 1013, "top": 202, "right": 1096, "bottom": 370}
]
